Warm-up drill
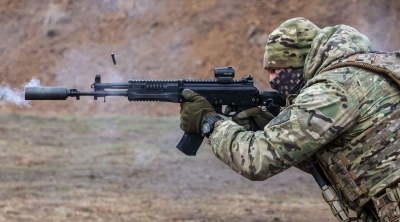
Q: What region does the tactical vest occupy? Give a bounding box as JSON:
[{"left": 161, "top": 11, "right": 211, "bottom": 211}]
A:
[{"left": 317, "top": 51, "right": 400, "bottom": 221}]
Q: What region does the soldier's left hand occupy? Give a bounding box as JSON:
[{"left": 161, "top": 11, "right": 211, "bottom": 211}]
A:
[{"left": 180, "top": 89, "right": 217, "bottom": 134}]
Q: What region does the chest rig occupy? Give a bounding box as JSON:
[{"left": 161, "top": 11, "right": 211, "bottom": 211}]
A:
[{"left": 317, "top": 51, "right": 400, "bottom": 221}]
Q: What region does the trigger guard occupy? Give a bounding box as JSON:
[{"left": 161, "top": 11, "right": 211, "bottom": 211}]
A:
[{"left": 223, "top": 105, "right": 239, "bottom": 117}]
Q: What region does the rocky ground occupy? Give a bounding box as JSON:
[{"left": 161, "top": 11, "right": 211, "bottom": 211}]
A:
[{"left": 0, "top": 113, "right": 336, "bottom": 221}]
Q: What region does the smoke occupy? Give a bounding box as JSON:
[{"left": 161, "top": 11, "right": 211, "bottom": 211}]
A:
[
  {"left": 0, "top": 78, "right": 41, "bottom": 108},
  {"left": 94, "top": 0, "right": 156, "bottom": 18},
  {"left": 43, "top": 3, "right": 69, "bottom": 37}
]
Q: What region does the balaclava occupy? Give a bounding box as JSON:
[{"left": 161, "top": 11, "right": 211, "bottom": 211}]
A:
[{"left": 269, "top": 68, "right": 305, "bottom": 100}]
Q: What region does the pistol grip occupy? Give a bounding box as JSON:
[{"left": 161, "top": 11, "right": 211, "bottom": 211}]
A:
[{"left": 176, "top": 133, "right": 204, "bottom": 156}]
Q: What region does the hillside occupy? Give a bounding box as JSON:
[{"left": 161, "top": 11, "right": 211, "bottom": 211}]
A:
[{"left": 1, "top": 0, "right": 399, "bottom": 116}]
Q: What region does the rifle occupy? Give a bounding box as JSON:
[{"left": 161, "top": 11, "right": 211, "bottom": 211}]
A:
[{"left": 25, "top": 66, "right": 285, "bottom": 156}]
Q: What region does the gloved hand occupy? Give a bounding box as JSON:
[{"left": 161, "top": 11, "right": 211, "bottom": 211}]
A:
[
  {"left": 180, "top": 89, "right": 218, "bottom": 134},
  {"left": 232, "top": 107, "right": 275, "bottom": 131}
]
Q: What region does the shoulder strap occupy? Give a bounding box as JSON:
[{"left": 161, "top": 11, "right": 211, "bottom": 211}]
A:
[{"left": 318, "top": 51, "right": 400, "bottom": 85}]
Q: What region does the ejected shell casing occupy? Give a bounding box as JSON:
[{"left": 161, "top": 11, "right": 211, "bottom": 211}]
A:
[{"left": 111, "top": 53, "right": 116, "bottom": 65}]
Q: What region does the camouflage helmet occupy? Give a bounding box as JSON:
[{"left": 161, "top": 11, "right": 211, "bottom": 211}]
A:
[{"left": 263, "top": 17, "right": 320, "bottom": 69}]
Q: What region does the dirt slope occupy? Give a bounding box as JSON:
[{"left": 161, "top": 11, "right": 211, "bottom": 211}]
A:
[{"left": 0, "top": 0, "right": 399, "bottom": 115}]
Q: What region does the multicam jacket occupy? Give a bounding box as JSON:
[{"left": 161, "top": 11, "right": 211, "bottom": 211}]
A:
[{"left": 209, "top": 24, "right": 400, "bottom": 215}]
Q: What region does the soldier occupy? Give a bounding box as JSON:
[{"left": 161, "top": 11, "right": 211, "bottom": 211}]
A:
[{"left": 179, "top": 17, "right": 400, "bottom": 221}]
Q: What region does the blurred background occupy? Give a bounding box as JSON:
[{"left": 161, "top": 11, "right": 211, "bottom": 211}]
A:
[
  {"left": 1, "top": 0, "right": 399, "bottom": 116},
  {"left": 0, "top": 0, "right": 399, "bottom": 221}
]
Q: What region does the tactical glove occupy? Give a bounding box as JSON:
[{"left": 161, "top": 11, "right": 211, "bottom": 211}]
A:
[
  {"left": 232, "top": 107, "right": 275, "bottom": 131},
  {"left": 180, "top": 89, "right": 218, "bottom": 134}
]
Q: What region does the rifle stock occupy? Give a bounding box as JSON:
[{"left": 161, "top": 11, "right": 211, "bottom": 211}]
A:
[{"left": 25, "top": 67, "right": 285, "bottom": 155}]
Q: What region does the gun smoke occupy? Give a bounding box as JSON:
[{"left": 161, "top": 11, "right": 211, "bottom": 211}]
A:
[{"left": 0, "top": 78, "right": 41, "bottom": 108}]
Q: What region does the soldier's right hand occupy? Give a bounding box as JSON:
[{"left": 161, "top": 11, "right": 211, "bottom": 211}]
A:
[{"left": 232, "top": 107, "right": 275, "bottom": 131}]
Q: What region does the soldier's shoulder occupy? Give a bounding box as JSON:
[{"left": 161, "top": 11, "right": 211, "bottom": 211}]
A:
[{"left": 308, "top": 66, "right": 385, "bottom": 91}]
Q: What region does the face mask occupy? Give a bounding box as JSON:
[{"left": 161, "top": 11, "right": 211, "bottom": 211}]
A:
[{"left": 269, "top": 68, "right": 305, "bottom": 100}]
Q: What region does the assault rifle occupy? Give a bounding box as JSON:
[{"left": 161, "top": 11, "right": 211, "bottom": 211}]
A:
[{"left": 25, "top": 66, "right": 285, "bottom": 156}]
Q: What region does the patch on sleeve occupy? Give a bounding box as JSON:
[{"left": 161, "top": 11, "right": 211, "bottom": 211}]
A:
[{"left": 268, "top": 109, "right": 291, "bottom": 126}]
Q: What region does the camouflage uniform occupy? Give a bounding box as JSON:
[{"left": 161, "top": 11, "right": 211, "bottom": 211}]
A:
[{"left": 209, "top": 18, "right": 400, "bottom": 221}]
